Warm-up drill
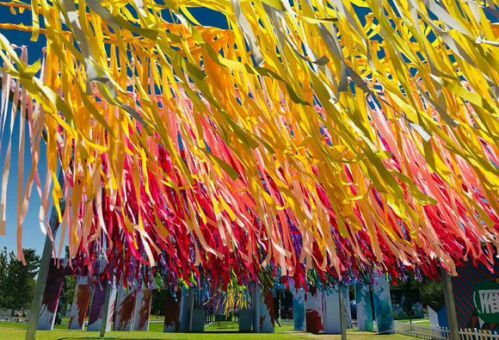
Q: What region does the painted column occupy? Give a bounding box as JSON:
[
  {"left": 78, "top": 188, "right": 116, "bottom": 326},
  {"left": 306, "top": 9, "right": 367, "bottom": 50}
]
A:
[
  {"left": 178, "top": 287, "right": 193, "bottom": 332},
  {"left": 87, "top": 281, "right": 105, "bottom": 331},
  {"left": 291, "top": 286, "right": 306, "bottom": 331},
  {"left": 342, "top": 287, "right": 352, "bottom": 328},
  {"left": 68, "top": 276, "right": 92, "bottom": 330},
  {"left": 164, "top": 287, "right": 204, "bottom": 333},
  {"left": 238, "top": 307, "right": 253, "bottom": 332},
  {"left": 305, "top": 287, "right": 342, "bottom": 334},
  {"left": 190, "top": 288, "right": 205, "bottom": 333},
  {"left": 372, "top": 273, "right": 394, "bottom": 334},
  {"left": 306, "top": 287, "right": 324, "bottom": 333},
  {"left": 114, "top": 285, "right": 137, "bottom": 331},
  {"left": 355, "top": 284, "right": 374, "bottom": 331},
  {"left": 87, "top": 280, "right": 117, "bottom": 332},
  {"left": 259, "top": 289, "right": 275, "bottom": 333},
  {"left": 103, "top": 281, "right": 118, "bottom": 333},
  {"left": 190, "top": 306, "right": 205, "bottom": 332},
  {"left": 428, "top": 305, "right": 450, "bottom": 339},
  {"left": 251, "top": 284, "right": 260, "bottom": 333},
  {"left": 164, "top": 290, "right": 181, "bottom": 332},
  {"left": 323, "top": 289, "right": 341, "bottom": 334},
  {"left": 428, "top": 306, "right": 448, "bottom": 328},
  {"left": 133, "top": 288, "right": 153, "bottom": 331},
  {"left": 251, "top": 285, "right": 275, "bottom": 333},
  {"left": 37, "top": 261, "right": 65, "bottom": 330}
]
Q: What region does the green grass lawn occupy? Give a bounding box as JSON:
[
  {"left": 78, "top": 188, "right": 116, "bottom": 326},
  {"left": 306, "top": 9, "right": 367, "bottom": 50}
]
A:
[
  {"left": 0, "top": 321, "right": 415, "bottom": 340},
  {"left": 396, "top": 319, "right": 431, "bottom": 327}
]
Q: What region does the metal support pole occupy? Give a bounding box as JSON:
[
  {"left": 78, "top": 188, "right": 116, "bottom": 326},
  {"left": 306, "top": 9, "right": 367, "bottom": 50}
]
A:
[
  {"left": 100, "top": 280, "right": 113, "bottom": 337},
  {"left": 26, "top": 170, "right": 64, "bottom": 340},
  {"left": 442, "top": 269, "right": 459, "bottom": 340},
  {"left": 26, "top": 203, "right": 63, "bottom": 340},
  {"left": 339, "top": 287, "right": 347, "bottom": 340}
]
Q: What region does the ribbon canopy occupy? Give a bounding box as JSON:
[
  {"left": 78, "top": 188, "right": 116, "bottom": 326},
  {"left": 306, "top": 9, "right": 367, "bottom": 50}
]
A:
[{"left": 0, "top": 0, "right": 497, "bottom": 288}]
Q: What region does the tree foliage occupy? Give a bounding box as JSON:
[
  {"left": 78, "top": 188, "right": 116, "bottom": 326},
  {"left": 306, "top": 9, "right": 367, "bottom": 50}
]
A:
[
  {"left": 60, "top": 275, "right": 76, "bottom": 313},
  {"left": 151, "top": 289, "right": 169, "bottom": 316},
  {"left": 420, "top": 281, "right": 445, "bottom": 311},
  {"left": 0, "top": 247, "right": 9, "bottom": 307},
  {"left": 0, "top": 248, "right": 40, "bottom": 310}
]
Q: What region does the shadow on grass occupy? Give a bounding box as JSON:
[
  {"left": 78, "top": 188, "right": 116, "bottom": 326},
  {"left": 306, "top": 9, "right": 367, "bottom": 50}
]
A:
[
  {"left": 56, "top": 338, "right": 167, "bottom": 340},
  {"left": 205, "top": 331, "right": 260, "bottom": 333},
  {"left": 56, "top": 338, "right": 119, "bottom": 340}
]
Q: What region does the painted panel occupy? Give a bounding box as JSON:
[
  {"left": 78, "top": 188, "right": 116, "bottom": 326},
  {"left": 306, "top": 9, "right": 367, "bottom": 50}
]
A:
[
  {"left": 373, "top": 273, "right": 394, "bottom": 334},
  {"left": 323, "top": 289, "right": 341, "bottom": 334},
  {"left": 306, "top": 288, "right": 324, "bottom": 334},
  {"left": 355, "top": 284, "right": 374, "bottom": 332},
  {"left": 305, "top": 288, "right": 341, "bottom": 334},
  {"left": 68, "top": 277, "right": 92, "bottom": 330},
  {"left": 342, "top": 287, "right": 352, "bottom": 328},
  {"left": 164, "top": 291, "right": 181, "bottom": 332},
  {"left": 178, "top": 288, "right": 193, "bottom": 332},
  {"left": 306, "top": 288, "right": 342, "bottom": 334},
  {"left": 250, "top": 286, "right": 275, "bottom": 333},
  {"left": 87, "top": 280, "right": 117, "bottom": 332},
  {"left": 87, "top": 281, "right": 106, "bottom": 331},
  {"left": 258, "top": 289, "right": 275, "bottom": 333},
  {"left": 238, "top": 308, "right": 253, "bottom": 332},
  {"left": 38, "top": 261, "right": 65, "bottom": 330},
  {"left": 104, "top": 282, "right": 118, "bottom": 331},
  {"left": 114, "top": 286, "right": 137, "bottom": 331},
  {"left": 452, "top": 261, "right": 499, "bottom": 330},
  {"left": 191, "top": 307, "right": 205, "bottom": 332},
  {"left": 291, "top": 286, "right": 306, "bottom": 331},
  {"left": 133, "top": 288, "right": 153, "bottom": 331},
  {"left": 429, "top": 306, "right": 448, "bottom": 328}
]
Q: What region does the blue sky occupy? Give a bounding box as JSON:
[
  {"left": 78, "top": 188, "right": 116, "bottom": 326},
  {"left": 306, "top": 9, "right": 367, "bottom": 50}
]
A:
[
  {"left": 0, "top": 6, "right": 227, "bottom": 255},
  {"left": 0, "top": 6, "right": 48, "bottom": 254},
  {"left": 0, "top": 101, "right": 49, "bottom": 254}
]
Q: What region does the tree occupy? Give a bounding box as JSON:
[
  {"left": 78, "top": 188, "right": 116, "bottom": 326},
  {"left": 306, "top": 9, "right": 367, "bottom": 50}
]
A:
[
  {"left": 60, "top": 275, "right": 76, "bottom": 315},
  {"left": 420, "top": 281, "right": 445, "bottom": 311},
  {"left": 2, "top": 249, "right": 40, "bottom": 310},
  {"left": 401, "top": 280, "right": 417, "bottom": 321},
  {"left": 0, "top": 247, "right": 8, "bottom": 307},
  {"left": 151, "top": 289, "right": 169, "bottom": 316},
  {"left": 59, "top": 245, "right": 75, "bottom": 316}
]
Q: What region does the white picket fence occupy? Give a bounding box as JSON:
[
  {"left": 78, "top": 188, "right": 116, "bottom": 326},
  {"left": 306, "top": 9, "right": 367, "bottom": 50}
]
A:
[
  {"left": 395, "top": 322, "right": 499, "bottom": 340},
  {"left": 459, "top": 329, "right": 499, "bottom": 340},
  {"left": 396, "top": 322, "right": 449, "bottom": 339}
]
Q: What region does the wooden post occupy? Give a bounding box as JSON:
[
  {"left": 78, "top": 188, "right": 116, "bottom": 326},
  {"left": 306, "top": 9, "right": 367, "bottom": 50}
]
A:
[
  {"left": 339, "top": 287, "right": 347, "bottom": 340},
  {"left": 441, "top": 269, "right": 459, "bottom": 340},
  {"left": 100, "top": 280, "right": 113, "bottom": 337}
]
